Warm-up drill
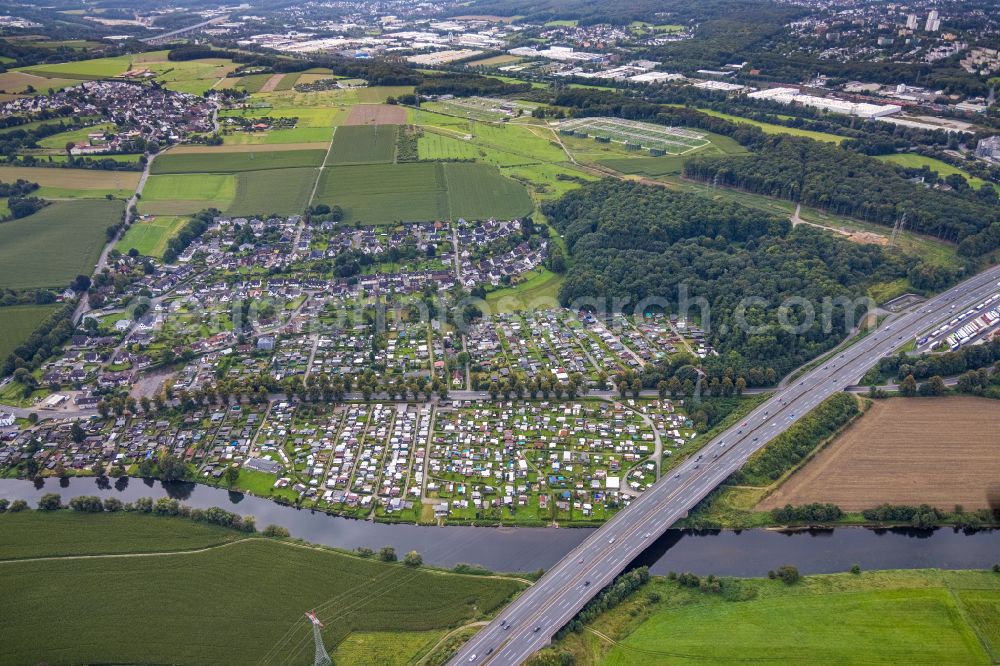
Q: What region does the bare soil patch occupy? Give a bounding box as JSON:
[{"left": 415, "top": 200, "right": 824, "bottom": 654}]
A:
[
  {"left": 258, "top": 73, "right": 284, "bottom": 93},
  {"left": 344, "top": 104, "right": 407, "bottom": 126},
  {"left": 758, "top": 397, "right": 1000, "bottom": 511}
]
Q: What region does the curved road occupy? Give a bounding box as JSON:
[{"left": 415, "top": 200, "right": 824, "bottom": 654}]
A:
[{"left": 450, "top": 265, "right": 1000, "bottom": 666}]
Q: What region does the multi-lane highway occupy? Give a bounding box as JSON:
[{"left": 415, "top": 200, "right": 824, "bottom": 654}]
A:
[{"left": 450, "top": 265, "right": 1000, "bottom": 666}]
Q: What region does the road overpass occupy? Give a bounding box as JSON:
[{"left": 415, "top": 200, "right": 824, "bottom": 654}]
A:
[
  {"left": 141, "top": 15, "right": 229, "bottom": 44},
  {"left": 450, "top": 265, "right": 1000, "bottom": 666}
]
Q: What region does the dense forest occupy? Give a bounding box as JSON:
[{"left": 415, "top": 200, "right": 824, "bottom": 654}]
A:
[
  {"left": 544, "top": 180, "right": 910, "bottom": 383},
  {"left": 683, "top": 135, "right": 1000, "bottom": 255}
]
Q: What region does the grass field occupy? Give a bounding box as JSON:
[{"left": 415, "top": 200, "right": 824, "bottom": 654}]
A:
[
  {"left": 226, "top": 167, "right": 318, "bottom": 217},
  {"left": 485, "top": 268, "right": 564, "bottom": 312},
  {"left": 876, "top": 153, "right": 992, "bottom": 190},
  {"left": 443, "top": 162, "right": 533, "bottom": 220},
  {"left": 314, "top": 162, "right": 532, "bottom": 223},
  {"left": 220, "top": 106, "right": 340, "bottom": 128},
  {"left": 0, "top": 165, "right": 139, "bottom": 199},
  {"left": 327, "top": 124, "right": 399, "bottom": 165},
  {"left": 148, "top": 58, "right": 240, "bottom": 95},
  {"left": 577, "top": 570, "right": 1000, "bottom": 666},
  {"left": 168, "top": 142, "right": 329, "bottom": 154},
  {"left": 35, "top": 123, "right": 117, "bottom": 150},
  {"left": 0, "top": 511, "right": 247, "bottom": 560},
  {"left": 115, "top": 215, "right": 188, "bottom": 258},
  {"left": 151, "top": 149, "right": 326, "bottom": 174},
  {"left": 466, "top": 54, "right": 522, "bottom": 68},
  {"left": 0, "top": 304, "right": 59, "bottom": 360},
  {"left": 19, "top": 54, "right": 133, "bottom": 79},
  {"left": 418, "top": 131, "right": 481, "bottom": 160},
  {"left": 140, "top": 173, "right": 236, "bottom": 214},
  {"left": 687, "top": 107, "right": 846, "bottom": 144},
  {"left": 0, "top": 513, "right": 524, "bottom": 666},
  {"left": 759, "top": 397, "right": 1000, "bottom": 511},
  {"left": 223, "top": 127, "right": 336, "bottom": 145},
  {"left": 0, "top": 199, "right": 124, "bottom": 289},
  {"left": 356, "top": 86, "right": 415, "bottom": 103},
  {"left": 315, "top": 162, "right": 446, "bottom": 223}
]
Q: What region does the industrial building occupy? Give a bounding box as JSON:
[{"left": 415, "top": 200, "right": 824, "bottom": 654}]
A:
[{"left": 748, "top": 87, "right": 902, "bottom": 118}]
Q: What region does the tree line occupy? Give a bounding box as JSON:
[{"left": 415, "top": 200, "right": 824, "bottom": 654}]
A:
[
  {"left": 728, "top": 393, "right": 860, "bottom": 486},
  {"left": 683, "top": 135, "right": 1000, "bottom": 256}
]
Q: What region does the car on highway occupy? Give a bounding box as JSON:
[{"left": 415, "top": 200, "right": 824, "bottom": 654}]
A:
[
  {"left": 469, "top": 655, "right": 477, "bottom": 662},
  {"left": 608, "top": 537, "right": 616, "bottom": 543},
  {"left": 533, "top": 626, "right": 541, "bottom": 633}
]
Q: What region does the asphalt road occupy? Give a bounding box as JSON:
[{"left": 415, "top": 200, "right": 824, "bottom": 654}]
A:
[{"left": 449, "top": 265, "right": 1000, "bottom": 666}]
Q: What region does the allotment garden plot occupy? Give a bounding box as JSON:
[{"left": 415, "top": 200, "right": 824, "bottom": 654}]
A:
[
  {"left": 428, "top": 399, "right": 697, "bottom": 524},
  {"left": 556, "top": 117, "right": 710, "bottom": 156}
]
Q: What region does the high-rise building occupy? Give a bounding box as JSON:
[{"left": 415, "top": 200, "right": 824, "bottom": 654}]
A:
[
  {"left": 925, "top": 10, "right": 940, "bottom": 32},
  {"left": 906, "top": 13, "right": 918, "bottom": 30},
  {"left": 975, "top": 136, "right": 1000, "bottom": 160}
]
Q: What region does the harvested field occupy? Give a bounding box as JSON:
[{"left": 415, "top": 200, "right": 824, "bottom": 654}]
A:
[
  {"left": 258, "top": 73, "right": 284, "bottom": 93},
  {"left": 758, "top": 397, "right": 1000, "bottom": 511},
  {"left": 344, "top": 104, "right": 408, "bottom": 126}
]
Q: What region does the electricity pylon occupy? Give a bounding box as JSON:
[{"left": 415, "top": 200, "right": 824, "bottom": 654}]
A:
[{"left": 305, "top": 611, "right": 332, "bottom": 666}]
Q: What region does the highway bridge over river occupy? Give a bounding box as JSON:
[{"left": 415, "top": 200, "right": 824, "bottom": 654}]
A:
[{"left": 450, "top": 264, "right": 1000, "bottom": 666}]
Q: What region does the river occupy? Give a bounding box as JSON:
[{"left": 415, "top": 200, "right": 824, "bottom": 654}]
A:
[{"left": 1, "top": 478, "right": 997, "bottom": 576}]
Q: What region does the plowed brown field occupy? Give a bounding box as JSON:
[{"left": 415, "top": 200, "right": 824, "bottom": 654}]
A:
[
  {"left": 344, "top": 103, "right": 407, "bottom": 125},
  {"left": 758, "top": 397, "right": 1000, "bottom": 511}
]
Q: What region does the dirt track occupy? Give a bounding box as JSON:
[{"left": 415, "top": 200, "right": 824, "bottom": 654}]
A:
[
  {"left": 344, "top": 103, "right": 407, "bottom": 125},
  {"left": 758, "top": 397, "right": 1000, "bottom": 511}
]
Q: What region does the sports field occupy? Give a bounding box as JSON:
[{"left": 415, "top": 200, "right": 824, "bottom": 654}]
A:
[
  {"left": 0, "top": 165, "right": 140, "bottom": 199},
  {"left": 0, "top": 304, "right": 60, "bottom": 360},
  {"left": 0, "top": 512, "right": 524, "bottom": 666},
  {"left": 589, "top": 570, "right": 1000, "bottom": 666},
  {"left": 115, "top": 215, "right": 188, "bottom": 258},
  {"left": 0, "top": 199, "right": 124, "bottom": 289},
  {"left": 326, "top": 124, "right": 398, "bottom": 165},
  {"left": 758, "top": 397, "right": 1000, "bottom": 511},
  {"left": 151, "top": 149, "right": 326, "bottom": 174},
  {"left": 140, "top": 173, "right": 236, "bottom": 214},
  {"left": 313, "top": 162, "right": 532, "bottom": 223}
]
